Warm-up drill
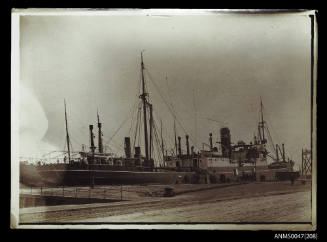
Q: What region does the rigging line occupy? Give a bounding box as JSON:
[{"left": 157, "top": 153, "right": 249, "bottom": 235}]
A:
[
  {"left": 166, "top": 75, "right": 186, "bottom": 130},
  {"left": 153, "top": 117, "right": 167, "bottom": 165},
  {"left": 154, "top": 122, "right": 164, "bottom": 166},
  {"left": 152, "top": 119, "right": 160, "bottom": 148},
  {"left": 67, "top": 114, "right": 89, "bottom": 132},
  {"left": 69, "top": 135, "right": 82, "bottom": 150},
  {"left": 130, "top": 102, "right": 140, "bottom": 135},
  {"left": 110, "top": 142, "right": 125, "bottom": 153},
  {"left": 68, "top": 126, "right": 86, "bottom": 142},
  {"left": 153, "top": 125, "right": 158, "bottom": 166},
  {"left": 63, "top": 137, "right": 67, "bottom": 153},
  {"left": 165, "top": 74, "right": 175, "bottom": 112},
  {"left": 138, "top": 106, "right": 142, "bottom": 146},
  {"left": 70, "top": 137, "right": 83, "bottom": 152},
  {"left": 262, "top": 104, "right": 282, "bottom": 146},
  {"left": 152, "top": 78, "right": 194, "bottom": 121},
  {"left": 128, "top": 100, "right": 139, "bottom": 137},
  {"left": 66, "top": 110, "right": 94, "bottom": 140},
  {"left": 64, "top": 117, "right": 89, "bottom": 144},
  {"left": 154, "top": 71, "right": 184, "bottom": 117},
  {"left": 145, "top": 69, "right": 198, "bottom": 149},
  {"left": 152, "top": 106, "right": 170, "bottom": 146},
  {"left": 145, "top": 69, "right": 177, "bottom": 116},
  {"left": 152, "top": 109, "right": 175, "bottom": 152},
  {"left": 67, "top": 107, "right": 85, "bottom": 126},
  {"left": 163, "top": 72, "right": 190, "bottom": 117},
  {"left": 103, "top": 118, "right": 128, "bottom": 146},
  {"left": 106, "top": 141, "right": 124, "bottom": 155},
  {"left": 105, "top": 142, "right": 121, "bottom": 153},
  {"left": 103, "top": 104, "right": 137, "bottom": 146},
  {"left": 128, "top": 95, "right": 141, "bottom": 130},
  {"left": 267, "top": 121, "right": 282, "bottom": 154},
  {"left": 266, "top": 125, "right": 276, "bottom": 156},
  {"left": 104, "top": 71, "right": 141, "bottom": 146},
  {"left": 110, "top": 135, "right": 125, "bottom": 149},
  {"left": 193, "top": 88, "right": 198, "bottom": 148},
  {"left": 128, "top": 74, "right": 143, "bottom": 136},
  {"left": 146, "top": 103, "right": 153, "bottom": 159},
  {"left": 136, "top": 104, "right": 142, "bottom": 148}
]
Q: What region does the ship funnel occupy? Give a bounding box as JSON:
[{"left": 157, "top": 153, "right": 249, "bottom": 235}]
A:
[
  {"left": 178, "top": 136, "right": 182, "bottom": 157},
  {"left": 134, "top": 146, "right": 141, "bottom": 158},
  {"left": 89, "top": 125, "right": 96, "bottom": 151},
  {"left": 186, "top": 135, "right": 190, "bottom": 157},
  {"left": 209, "top": 133, "right": 213, "bottom": 151},
  {"left": 124, "top": 137, "right": 131, "bottom": 158},
  {"left": 220, "top": 127, "right": 231, "bottom": 158}
]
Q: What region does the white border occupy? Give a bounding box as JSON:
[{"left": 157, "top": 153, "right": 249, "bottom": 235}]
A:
[
  {"left": 12, "top": 8, "right": 316, "bottom": 16},
  {"left": 11, "top": 9, "right": 318, "bottom": 230},
  {"left": 11, "top": 12, "right": 20, "bottom": 229}
]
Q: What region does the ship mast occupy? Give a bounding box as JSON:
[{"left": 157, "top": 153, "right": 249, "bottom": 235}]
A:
[
  {"left": 149, "top": 103, "right": 153, "bottom": 160},
  {"left": 174, "top": 119, "right": 178, "bottom": 155},
  {"left": 140, "top": 51, "right": 149, "bottom": 161},
  {"left": 259, "top": 96, "right": 266, "bottom": 144},
  {"left": 64, "top": 99, "right": 71, "bottom": 164},
  {"left": 97, "top": 109, "right": 103, "bottom": 153},
  {"left": 89, "top": 124, "right": 95, "bottom": 188},
  {"left": 161, "top": 119, "right": 164, "bottom": 161}
]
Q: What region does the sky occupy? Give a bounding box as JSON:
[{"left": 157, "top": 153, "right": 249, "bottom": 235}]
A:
[{"left": 18, "top": 11, "right": 313, "bottom": 169}]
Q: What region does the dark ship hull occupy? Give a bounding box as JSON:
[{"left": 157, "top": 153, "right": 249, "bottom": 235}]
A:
[{"left": 20, "top": 163, "right": 194, "bottom": 186}]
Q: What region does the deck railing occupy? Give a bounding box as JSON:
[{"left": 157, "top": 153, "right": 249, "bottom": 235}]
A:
[{"left": 20, "top": 185, "right": 126, "bottom": 201}]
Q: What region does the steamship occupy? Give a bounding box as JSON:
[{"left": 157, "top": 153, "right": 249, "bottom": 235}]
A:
[{"left": 20, "top": 53, "right": 297, "bottom": 187}]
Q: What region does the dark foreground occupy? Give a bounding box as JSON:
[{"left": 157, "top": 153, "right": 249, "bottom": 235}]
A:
[{"left": 19, "top": 181, "right": 312, "bottom": 223}]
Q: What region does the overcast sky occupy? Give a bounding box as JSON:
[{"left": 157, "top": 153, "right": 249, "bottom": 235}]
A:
[{"left": 18, "top": 12, "right": 312, "bottom": 168}]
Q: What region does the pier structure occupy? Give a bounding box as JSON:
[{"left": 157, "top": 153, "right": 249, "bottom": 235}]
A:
[{"left": 301, "top": 148, "right": 311, "bottom": 180}]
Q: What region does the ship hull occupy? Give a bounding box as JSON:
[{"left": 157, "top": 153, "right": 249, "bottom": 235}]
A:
[
  {"left": 206, "top": 165, "right": 294, "bottom": 182},
  {"left": 20, "top": 163, "right": 295, "bottom": 187},
  {"left": 20, "top": 164, "right": 194, "bottom": 186}
]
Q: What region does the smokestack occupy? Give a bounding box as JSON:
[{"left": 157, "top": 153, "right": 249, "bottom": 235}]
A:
[
  {"left": 134, "top": 146, "right": 141, "bottom": 158},
  {"left": 282, "top": 143, "right": 285, "bottom": 162},
  {"left": 89, "top": 125, "right": 95, "bottom": 151},
  {"left": 178, "top": 136, "right": 182, "bottom": 156},
  {"left": 209, "top": 133, "right": 213, "bottom": 151},
  {"left": 276, "top": 144, "right": 279, "bottom": 162},
  {"left": 220, "top": 127, "right": 231, "bottom": 158},
  {"left": 97, "top": 110, "right": 103, "bottom": 153},
  {"left": 186, "top": 135, "right": 190, "bottom": 157},
  {"left": 191, "top": 146, "right": 194, "bottom": 155},
  {"left": 124, "top": 137, "right": 131, "bottom": 158}
]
